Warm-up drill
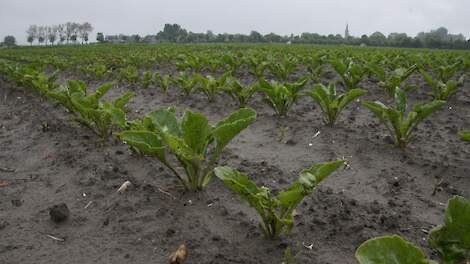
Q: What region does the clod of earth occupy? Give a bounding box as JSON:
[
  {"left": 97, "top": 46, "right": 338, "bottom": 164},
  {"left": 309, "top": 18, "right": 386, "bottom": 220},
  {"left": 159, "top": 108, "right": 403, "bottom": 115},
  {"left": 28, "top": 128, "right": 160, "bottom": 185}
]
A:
[{"left": 49, "top": 203, "right": 70, "bottom": 223}]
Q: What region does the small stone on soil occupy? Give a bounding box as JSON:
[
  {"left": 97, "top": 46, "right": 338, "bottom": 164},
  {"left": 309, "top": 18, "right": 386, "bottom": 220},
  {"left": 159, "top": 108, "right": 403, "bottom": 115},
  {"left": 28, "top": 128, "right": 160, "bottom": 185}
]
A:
[{"left": 49, "top": 203, "right": 70, "bottom": 223}]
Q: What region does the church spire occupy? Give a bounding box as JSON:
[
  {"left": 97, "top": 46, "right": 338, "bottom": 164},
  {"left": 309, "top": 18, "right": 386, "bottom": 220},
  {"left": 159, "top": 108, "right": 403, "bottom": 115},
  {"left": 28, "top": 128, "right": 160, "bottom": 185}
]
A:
[{"left": 345, "top": 23, "right": 350, "bottom": 39}]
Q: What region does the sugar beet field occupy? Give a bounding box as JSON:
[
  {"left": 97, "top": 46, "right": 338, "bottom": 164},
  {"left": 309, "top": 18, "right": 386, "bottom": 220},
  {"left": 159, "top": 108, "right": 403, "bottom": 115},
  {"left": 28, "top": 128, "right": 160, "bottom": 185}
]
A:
[{"left": 0, "top": 44, "right": 469, "bottom": 264}]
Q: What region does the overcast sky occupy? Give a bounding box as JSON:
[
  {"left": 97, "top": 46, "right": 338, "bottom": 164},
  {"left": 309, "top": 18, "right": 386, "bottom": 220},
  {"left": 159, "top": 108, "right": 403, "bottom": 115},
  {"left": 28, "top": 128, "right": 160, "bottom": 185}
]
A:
[{"left": 1, "top": 0, "right": 469, "bottom": 43}]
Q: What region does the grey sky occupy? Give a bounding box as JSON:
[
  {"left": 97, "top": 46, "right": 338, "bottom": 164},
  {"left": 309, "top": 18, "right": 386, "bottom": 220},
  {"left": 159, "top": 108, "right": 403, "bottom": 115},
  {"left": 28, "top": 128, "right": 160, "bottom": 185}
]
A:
[{"left": 1, "top": 0, "right": 470, "bottom": 43}]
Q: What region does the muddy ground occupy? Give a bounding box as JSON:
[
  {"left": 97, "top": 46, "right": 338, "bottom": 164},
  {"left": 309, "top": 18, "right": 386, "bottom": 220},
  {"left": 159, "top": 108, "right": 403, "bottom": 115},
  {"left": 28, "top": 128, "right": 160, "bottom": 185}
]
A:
[{"left": 1, "top": 68, "right": 469, "bottom": 264}]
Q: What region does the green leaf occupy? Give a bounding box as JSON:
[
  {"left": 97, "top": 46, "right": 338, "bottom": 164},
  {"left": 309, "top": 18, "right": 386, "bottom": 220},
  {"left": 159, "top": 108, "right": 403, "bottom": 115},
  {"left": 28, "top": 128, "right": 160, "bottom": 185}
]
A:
[
  {"left": 120, "top": 131, "right": 166, "bottom": 161},
  {"left": 102, "top": 103, "right": 126, "bottom": 129},
  {"left": 363, "top": 101, "right": 388, "bottom": 120},
  {"left": 356, "top": 235, "right": 437, "bottom": 264},
  {"left": 181, "top": 110, "right": 211, "bottom": 155},
  {"left": 214, "top": 166, "right": 268, "bottom": 213},
  {"left": 212, "top": 108, "right": 256, "bottom": 151},
  {"left": 67, "top": 80, "right": 86, "bottom": 95},
  {"left": 95, "top": 82, "right": 113, "bottom": 99},
  {"left": 428, "top": 196, "right": 470, "bottom": 264},
  {"left": 146, "top": 107, "right": 180, "bottom": 136},
  {"left": 459, "top": 131, "right": 470, "bottom": 142},
  {"left": 114, "top": 91, "right": 134, "bottom": 109},
  {"left": 338, "top": 88, "right": 366, "bottom": 110},
  {"left": 413, "top": 100, "right": 446, "bottom": 123},
  {"left": 298, "top": 160, "right": 345, "bottom": 189},
  {"left": 395, "top": 88, "right": 407, "bottom": 113},
  {"left": 160, "top": 132, "right": 201, "bottom": 162}
]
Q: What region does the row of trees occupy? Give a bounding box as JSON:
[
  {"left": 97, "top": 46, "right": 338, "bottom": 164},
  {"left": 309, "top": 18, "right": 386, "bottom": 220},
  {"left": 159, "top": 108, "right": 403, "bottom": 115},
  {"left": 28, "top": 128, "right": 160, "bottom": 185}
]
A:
[
  {"left": 26, "top": 22, "right": 93, "bottom": 46},
  {"left": 130, "top": 24, "right": 467, "bottom": 50}
]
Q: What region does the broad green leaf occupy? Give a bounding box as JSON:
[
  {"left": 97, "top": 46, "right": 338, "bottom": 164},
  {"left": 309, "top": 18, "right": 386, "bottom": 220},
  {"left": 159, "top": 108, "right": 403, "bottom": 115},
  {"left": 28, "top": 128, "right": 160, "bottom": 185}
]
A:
[
  {"left": 114, "top": 91, "right": 134, "bottom": 109},
  {"left": 338, "top": 88, "right": 366, "bottom": 110},
  {"left": 413, "top": 100, "right": 446, "bottom": 123},
  {"left": 214, "top": 166, "right": 268, "bottom": 213},
  {"left": 160, "top": 132, "right": 201, "bottom": 161},
  {"left": 363, "top": 101, "right": 388, "bottom": 120},
  {"left": 459, "top": 131, "right": 470, "bottom": 142},
  {"left": 212, "top": 108, "right": 256, "bottom": 151},
  {"left": 67, "top": 80, "right": 86, "bottom": 95},
  {"left": 299, "top": 160, "right": 345, "bottom": 188},
  {"left": 102, "top": 103, "right": 126, "bottom": 129},
  {"left": 94, "top": 82, "right": 113, "bottom": 99},
  {"left": 181, "top": 110, "right": 211, "bottom": 155},
  {"left": 146, "top": 107, "right": 180, "bottom": 136},
  {"left": 395, "top": 88, "right": 407, "bottom": 113},
  {"left": 428, "top": 196, "right": 470, "bottom": 264},
  {"left": 120, "top": 131, "right": 166, "bottom": 161},
  {"left": 356, "top": 235, "right": 437, "bottom": 264}
]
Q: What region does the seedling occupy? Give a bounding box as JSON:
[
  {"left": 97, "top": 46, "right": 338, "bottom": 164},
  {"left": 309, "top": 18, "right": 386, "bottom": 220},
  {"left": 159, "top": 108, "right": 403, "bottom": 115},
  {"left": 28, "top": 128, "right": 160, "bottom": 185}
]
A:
[
  {"left": 120, "top": 108, "right": 256, "bottom": 191},
  {"left": 363, "top": 88, "right": 445, "bottom": 148},
  {"left": 223, "top": 79, "right": 258, "bottom": 107},
  {"left": 420, "top": 69, "right": 465, "bottom": 100},
  {"left": 305, "top": 83, "right": 366, "bottom": 126},
  {"left": 154, "top": 72, "right": 172, "bottom": 93},
  {"left": 331, "top": 57, "right": 366, "bottom": 90},
  {"left": 48, "top": 80, "right": 134, "bottom": 139},
  {"left": 214, "top": 160, "right": 344, "bottom": 239},
  {"left": 369, "top": 63, "right": 418, "bottom": 96},
  {"left": 259, "top": 78, "right": 308, "bottom": 117}
]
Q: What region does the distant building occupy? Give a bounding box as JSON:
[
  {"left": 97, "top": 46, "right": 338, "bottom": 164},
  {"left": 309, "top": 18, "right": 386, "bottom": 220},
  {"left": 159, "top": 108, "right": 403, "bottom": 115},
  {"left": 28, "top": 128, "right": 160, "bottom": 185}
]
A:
[{"left": 345, "top": 24, "right": 350, "bottom": 39}]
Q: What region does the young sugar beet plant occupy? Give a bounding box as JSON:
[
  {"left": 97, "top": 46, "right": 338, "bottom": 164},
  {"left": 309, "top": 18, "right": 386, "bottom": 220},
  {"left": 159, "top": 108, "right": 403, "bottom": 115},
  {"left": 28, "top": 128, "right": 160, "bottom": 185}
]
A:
[
  {"left": 420, "top": 69, "right": 465, "bottom": 100},
  {"left": 223, "top": 79, "right": 258, "bottom": 108},
  {"left": 368, "top": 63, "right": 418, "bottom": 97},
  {"left": 259, "top": 77, "right": 308, "bottom": 117},
  {"left": 48, "top": 80, "right": 134, "bottom": 139},
  {"left": 174, "top": 71, "right": 198, "bottom": 95},
  {"left": 305, "top": 83, "right": 366, "bottom": 126},
  {"left": 355, "top": 196, "right": 470, "bottom": 264},
  {"left": 362, "top": 88, "right": 445, "bottom": 149},
  {"left": 154, "top": 72, "right": 172, "bottom": 93},
  {"left": 140, "top": 71, "right": 153, "bottom": 89},
  {"left": 268, "top": 55, "right": 299, "bottom": 82},
  {"left": 120, "top": 107, "right": 256, "bottom": 191},
  {"left": 331, "top": 57, "right": 367, "bottom": 90},
  {"left": 194, "top": 72, "right": 231, "bottom": 102},
  {"left": 214, "top": 160, "right": 344, "bottom": 239},
  {"left": 118, "top": 65, "right": 139, "bottom": 84}
]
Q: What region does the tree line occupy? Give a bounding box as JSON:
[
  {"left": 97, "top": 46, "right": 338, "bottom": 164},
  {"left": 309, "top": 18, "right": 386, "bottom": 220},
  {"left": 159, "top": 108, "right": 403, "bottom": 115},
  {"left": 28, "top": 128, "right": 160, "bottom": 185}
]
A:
[
  {"left": 25, "top": 22, "right": 93, "bottom": 46},
  {"left": 97, "top": 23, "right": 470, "bottom": 50}
]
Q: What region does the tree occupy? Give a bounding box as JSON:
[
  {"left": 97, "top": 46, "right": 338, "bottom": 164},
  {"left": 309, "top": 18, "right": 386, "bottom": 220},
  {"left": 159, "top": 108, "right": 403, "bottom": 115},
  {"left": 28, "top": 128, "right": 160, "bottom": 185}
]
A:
[
  {"left": 360, "top": 34, "right": 369, "bottom": 45},
  {"left": 130, "top": 34, "right": 141, "bottom": 42},
  {"left": 26, "top": 25, "right": 37, "bottom": 46},
  {"left": 65, "top": 22, "right": 80, "bottom": 44},
  {"left": 387, "top": 32, "right": 412, "bottom": 47},
  {"left": 47, "top": 26, "right": 58, "bottom": 45},
  {"left": 3, "top": 36, "right": 16, "bottom": 47},
  {"left": 157, "top": 23, "right": 187, "bottom": 42},
  {"left": 264, "top": 33, "right": 282, "bottom": 43},
  {"left": 57, "top": 24, "right": 66, "bottom": 44},
  {"left": 206, "top": 30, "right": 215, "bottom": 42},
  {"left": 369, "top": 31, "right": 386, "bottom": 46},
  {"left": 78, "top": 22, "right": 93, "bottom": 44},
  {"left": 27, "top": 35, "right": 34, "bottom": 46},
  {"left": 37, "top": 26, "right": 46, "bottom": 45},
  {"left": 249, "top": 31, "right": 263, "bottom": 42},
  {"left": 96, "top": 32, "right": 105, "bottom": 43}
]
